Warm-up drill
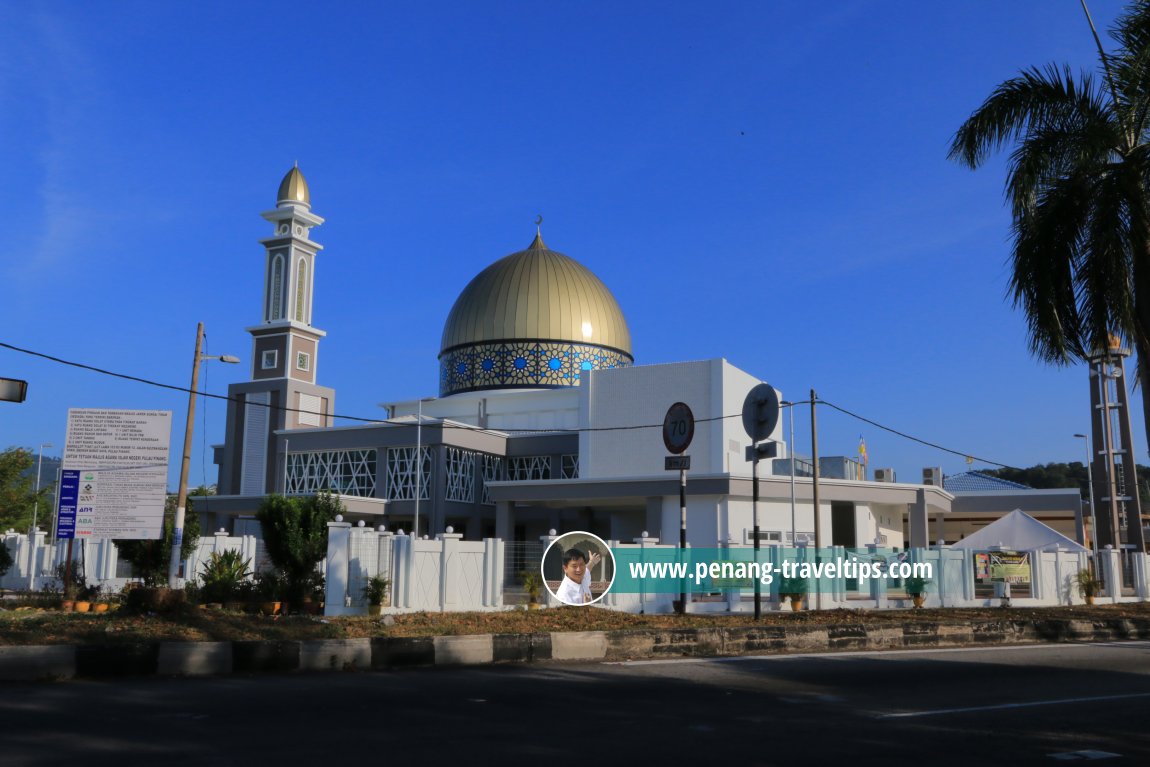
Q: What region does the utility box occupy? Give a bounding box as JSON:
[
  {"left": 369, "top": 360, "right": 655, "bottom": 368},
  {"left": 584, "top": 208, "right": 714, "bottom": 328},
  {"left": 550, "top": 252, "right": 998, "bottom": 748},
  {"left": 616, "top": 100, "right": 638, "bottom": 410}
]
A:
[
  {"left": 873, "top": 468, "right": 896, "bottom": 483},
  {"left": 922, "top": 467, "right": 943, "bottom": 486}
]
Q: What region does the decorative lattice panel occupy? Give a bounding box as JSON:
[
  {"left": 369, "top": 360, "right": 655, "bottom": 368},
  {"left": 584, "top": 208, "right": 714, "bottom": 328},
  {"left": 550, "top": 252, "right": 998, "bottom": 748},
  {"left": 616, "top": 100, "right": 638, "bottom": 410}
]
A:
[
  {"left": 439, "top": 340, "right": 633, "bottom": 396},
  {"left": 286, "top": 449, "right": 377, "bottom": 497},
  {"left": 481, "top": 455, "right": 504, "bottom": 505},
  {"left": 386, "top": 447, "right": 432, "bottom": 500},
  {"left": 561, "top": 454, "right": 579, "bottom": 479},
  {"left": 445, "top": 448, "right": 476, "bottom": 503},
  {"left": 509, "top": 455, "right": 551, "bottom": 481}
]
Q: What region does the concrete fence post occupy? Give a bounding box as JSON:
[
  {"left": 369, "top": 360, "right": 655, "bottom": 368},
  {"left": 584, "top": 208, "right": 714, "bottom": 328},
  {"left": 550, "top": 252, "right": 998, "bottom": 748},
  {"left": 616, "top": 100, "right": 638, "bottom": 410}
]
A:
[
  {"left": 324, "top": 519, "right": 352, "bottom": 617},
  {"left": 439, "top": 528, "right": 462, "bottom": 610},
  {"left": 1101, "top": 545, "right": 1122, "bottom": 602},
  {"left": 540, "top": 530, "right": 560, "bottom": 608},
  {"left": 1132, "top": 552, "right": 1148, "bottom": 601},
  {"left": 1029, "top": 549, "right": 1042, "bottom": 603},
  {"left": 866, "top": 543, "right": 885, "bottom": 609}
]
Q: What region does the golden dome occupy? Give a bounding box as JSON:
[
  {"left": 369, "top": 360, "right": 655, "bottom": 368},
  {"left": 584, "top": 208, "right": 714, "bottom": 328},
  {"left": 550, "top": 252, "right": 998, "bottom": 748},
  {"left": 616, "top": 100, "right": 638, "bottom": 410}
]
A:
[
  {"left": 277, "top": 165, "right": 310, "bottom": 208},
  {"left": 438, "top": 232, "right": 633, "bottom": 395}
]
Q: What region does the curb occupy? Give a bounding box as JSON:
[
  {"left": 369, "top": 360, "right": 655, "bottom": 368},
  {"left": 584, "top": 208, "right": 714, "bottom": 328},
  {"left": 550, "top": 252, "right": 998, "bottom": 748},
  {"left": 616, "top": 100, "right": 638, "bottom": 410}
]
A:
[{"left": 2, "top": 618, "right": 1148, "bottom": 682}]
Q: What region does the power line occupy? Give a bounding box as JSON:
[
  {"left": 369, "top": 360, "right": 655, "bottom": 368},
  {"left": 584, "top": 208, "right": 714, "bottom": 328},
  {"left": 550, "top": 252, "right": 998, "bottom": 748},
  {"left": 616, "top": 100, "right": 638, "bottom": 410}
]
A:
[
  {"left": 818, "top": 398, "right": 1019, "bottom": 470},
  {"left": 1, "top": 340, "right": 1017, "bottom": 467}
]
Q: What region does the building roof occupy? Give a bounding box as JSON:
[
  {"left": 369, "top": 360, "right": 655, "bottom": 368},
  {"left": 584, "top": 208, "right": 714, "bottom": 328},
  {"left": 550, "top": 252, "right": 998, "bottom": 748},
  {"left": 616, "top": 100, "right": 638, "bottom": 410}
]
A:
[
  {"left": 943, "top": 471, "right": 1031, "bottom": 492},
  {"left": 950, "top": 509, "right": 1088, "bottom": 553}
]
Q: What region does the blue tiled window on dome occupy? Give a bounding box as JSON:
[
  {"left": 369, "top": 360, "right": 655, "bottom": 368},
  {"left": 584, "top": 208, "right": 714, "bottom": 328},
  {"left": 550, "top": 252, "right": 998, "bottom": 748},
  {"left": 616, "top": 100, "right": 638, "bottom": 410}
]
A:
[{"left": 439, "top": 341, "right": 632, "bottom": 396}]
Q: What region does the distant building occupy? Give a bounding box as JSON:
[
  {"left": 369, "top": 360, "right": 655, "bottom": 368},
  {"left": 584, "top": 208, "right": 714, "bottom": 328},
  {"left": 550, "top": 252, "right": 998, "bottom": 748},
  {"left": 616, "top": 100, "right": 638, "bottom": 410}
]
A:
[{"left": 943, "top": 471, "right": 1081, "bottom": 545}]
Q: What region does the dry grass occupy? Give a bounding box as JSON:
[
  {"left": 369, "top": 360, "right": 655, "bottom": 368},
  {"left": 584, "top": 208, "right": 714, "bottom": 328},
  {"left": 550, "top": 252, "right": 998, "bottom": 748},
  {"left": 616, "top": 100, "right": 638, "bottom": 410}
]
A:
[{"left": 1, "top": 602, "right": 1148, "bottom": 646}]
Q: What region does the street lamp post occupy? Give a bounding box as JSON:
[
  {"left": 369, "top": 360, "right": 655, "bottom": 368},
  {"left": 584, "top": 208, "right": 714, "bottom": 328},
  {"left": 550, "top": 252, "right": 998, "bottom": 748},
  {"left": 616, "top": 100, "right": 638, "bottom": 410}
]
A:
[
  {"left": 167, "top": 322, "right": 239, "bottom": 588},
  {"left": 781, "top": 402, "right": 797, "bottom": 547},
  {"left": 413, "top": 396, "right": 436, "bottom": 539},
  {"left": 1074, "top": 433, "right": 1099, "bottom": 562},
  {"left": 27, "top": 442, "right": 53, "bottom": 590}
]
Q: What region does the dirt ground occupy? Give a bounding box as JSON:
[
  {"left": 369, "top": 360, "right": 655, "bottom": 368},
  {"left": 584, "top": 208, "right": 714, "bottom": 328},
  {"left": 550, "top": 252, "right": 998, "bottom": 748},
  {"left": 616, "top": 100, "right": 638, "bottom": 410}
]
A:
[{"left": 1, "top": 601, "right": 1148, "bottom": 646}]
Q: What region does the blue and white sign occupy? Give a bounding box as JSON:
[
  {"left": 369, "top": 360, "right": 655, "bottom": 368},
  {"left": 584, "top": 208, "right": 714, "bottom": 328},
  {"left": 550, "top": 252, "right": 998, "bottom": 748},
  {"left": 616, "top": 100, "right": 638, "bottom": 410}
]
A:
[
  {"left": 55, "top": 469, "right": 80, "bottom": 540},
  {"left": 60, "top": 409, "right": 173, "bottom": 540}
]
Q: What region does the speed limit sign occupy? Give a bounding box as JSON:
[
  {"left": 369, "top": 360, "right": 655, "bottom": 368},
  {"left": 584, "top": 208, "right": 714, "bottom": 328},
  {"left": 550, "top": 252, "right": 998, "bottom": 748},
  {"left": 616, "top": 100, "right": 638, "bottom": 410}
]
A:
[{"left": 662, "top": 402, "right": 695, "bottom": 454}]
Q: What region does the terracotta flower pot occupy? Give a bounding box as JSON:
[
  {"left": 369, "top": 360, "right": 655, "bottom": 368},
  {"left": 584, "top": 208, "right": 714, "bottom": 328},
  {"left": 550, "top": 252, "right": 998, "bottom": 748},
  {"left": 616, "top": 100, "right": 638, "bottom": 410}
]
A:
[
  {"left": 74, "top": 601, "right": 91, "bottom": 613},
  {"left": 260, "top": 601, "right": 281, "bottom": 616},
  {"left": 912, "top": 595, "right": 925, "bottom": 609},
  {"left": 93, "top": 603, "right": 110, "bottom": 614},
  {"left": 61, "top": 600, "right": 75, "bottom": 612},
  {"left": 789, "top": 598, "right": 803, "bottom": 612}
]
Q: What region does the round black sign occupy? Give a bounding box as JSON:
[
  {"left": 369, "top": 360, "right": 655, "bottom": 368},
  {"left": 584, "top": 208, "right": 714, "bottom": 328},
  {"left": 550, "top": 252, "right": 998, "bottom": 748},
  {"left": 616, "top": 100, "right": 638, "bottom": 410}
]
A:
[
  {"left": 741, "top": 383, "right": 780, "bottom": 442},
  {"left": 663, "top": 402, "right": 695, "bottom": 455}
]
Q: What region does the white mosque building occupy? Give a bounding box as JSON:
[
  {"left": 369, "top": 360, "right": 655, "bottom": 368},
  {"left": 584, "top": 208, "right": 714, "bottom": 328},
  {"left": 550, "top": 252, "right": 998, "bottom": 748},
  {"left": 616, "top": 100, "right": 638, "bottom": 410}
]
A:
[{"left": 198, "top": 167, "right": 1078, "bottom": 554}]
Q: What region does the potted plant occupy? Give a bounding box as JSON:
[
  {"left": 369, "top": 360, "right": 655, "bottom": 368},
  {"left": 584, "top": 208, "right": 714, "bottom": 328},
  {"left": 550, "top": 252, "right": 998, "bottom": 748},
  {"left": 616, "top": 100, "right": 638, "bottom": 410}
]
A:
[
  {"left": 363, "top": 574, "right": 390, "bottom": 616},
  {"left": 198, "top": 549, "right": 252, "bottom": 609},
  {"left": 255, "top": 570, "right": 286, "bottom": 615},
  {"left": 1075, "top": 568, "right": 1103, "bottom": 605},
  {"left": 521, "top": 570, "right": 543, "bottom": 609},
  {"left": 905, "top": 576, "right": 930, "bottom": 608},
  {"left": 55, "top": 561, "right": 85, "bottom": 612},
  {"left": 779, "top": 575, "right": 808, "bottom": 612},
  {"left": 91, "top": 585, "right": 111, "bottom": 614},
  {"left": 74, "top": 585, "right": 93, "bottom": 614}
]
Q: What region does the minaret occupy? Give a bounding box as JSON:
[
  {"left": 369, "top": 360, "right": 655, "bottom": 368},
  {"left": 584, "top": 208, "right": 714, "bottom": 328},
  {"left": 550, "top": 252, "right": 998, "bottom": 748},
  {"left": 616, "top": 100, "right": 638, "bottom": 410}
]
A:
[
  {"left": 217, "top": 166, "right": 337, "bottom": 499},
  {"left": 250, "top": 165, "right": 326, "bottom": 387},
  {"left": 1088, "top": 337, "right": 1145, "bottom": 554}
]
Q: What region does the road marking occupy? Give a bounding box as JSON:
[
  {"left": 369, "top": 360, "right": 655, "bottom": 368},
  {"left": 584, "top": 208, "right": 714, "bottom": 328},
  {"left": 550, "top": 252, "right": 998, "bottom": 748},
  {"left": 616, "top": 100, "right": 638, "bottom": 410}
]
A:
[
  {"left": 1049, "top": 750, "right": 1122, "bottom": 761},
  {"left": 876, "top": 691, "right": 1150, "bottom": 719},
  {"left": 604, "top": 641, "right": 1150, "bottom": 667}
]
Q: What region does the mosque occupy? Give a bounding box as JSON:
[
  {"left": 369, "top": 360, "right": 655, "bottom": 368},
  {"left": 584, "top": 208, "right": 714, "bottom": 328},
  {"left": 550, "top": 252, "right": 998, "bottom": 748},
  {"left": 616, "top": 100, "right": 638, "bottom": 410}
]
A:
[{"left": 198, "top": 167, "right": 1083, "bottom": 555}]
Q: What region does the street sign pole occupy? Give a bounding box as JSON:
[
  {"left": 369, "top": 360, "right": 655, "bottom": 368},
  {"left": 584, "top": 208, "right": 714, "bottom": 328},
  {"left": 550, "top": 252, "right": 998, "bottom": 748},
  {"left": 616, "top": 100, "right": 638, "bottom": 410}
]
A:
[
  {"left": 663, "top": 402, "right": 695, "bottom": 616},
  {"left": 742, "top": 383, "right": 781, "bottom": 621},
  {"left": 752, "top": 450, "right": 760, "bottom": 619},
  {"left": 679, "top": 465, "right": 687, "bottom": 614}
]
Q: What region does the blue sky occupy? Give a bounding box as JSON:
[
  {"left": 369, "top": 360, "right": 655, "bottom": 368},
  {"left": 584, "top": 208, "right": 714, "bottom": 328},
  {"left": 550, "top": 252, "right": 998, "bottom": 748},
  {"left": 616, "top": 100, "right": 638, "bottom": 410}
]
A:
[{"left": 0, "top": 1, "right": 1139, "bottom": 491}]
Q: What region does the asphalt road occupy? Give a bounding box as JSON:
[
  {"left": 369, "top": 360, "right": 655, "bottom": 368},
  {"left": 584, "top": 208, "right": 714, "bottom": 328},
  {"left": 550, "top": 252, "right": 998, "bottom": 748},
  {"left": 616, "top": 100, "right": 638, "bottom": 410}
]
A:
[{"left": 2, "top": 642, "right": 1149, "bottom": 765}]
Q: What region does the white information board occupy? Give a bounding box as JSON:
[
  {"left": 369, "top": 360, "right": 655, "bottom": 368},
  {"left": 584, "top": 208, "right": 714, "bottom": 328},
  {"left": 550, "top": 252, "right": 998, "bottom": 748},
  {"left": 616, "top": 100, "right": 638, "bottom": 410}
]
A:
[{"left": 60, "top": 409, "right": 172, "bottom": 540}]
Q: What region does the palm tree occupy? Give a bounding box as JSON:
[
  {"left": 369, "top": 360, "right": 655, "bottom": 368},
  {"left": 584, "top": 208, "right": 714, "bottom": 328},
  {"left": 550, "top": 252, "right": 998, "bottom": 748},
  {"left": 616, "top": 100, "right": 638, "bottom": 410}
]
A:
[{"left": 948, "top": 1, "right": 1150, "bottom": 458}]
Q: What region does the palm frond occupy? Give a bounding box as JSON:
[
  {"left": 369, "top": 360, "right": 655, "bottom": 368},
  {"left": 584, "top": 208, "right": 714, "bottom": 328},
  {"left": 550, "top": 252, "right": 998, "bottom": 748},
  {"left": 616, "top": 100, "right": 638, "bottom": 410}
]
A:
[
  {"left": 1004, "top": 110, "right": 1120, "bottom": 221},
  {"left": 1077, "top": 167, "right": 1137, "bottom": 355},
  {"left": 1009, "top": 170, "right": 1091, "bottom": 362},
  {"left": 949, "top": 64, "right": 1108, "bottom": 168}
]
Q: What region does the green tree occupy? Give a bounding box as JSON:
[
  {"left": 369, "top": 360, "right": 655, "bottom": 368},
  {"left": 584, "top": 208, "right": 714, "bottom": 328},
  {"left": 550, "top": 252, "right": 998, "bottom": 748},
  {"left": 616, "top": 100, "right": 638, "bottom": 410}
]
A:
[
  {"left": 949, "top": 2, "right": 1150, "bottom": 456},
  {"left": 256, "top": 492, "right": 341, "bottom": 604},
  {"left": 0, "top": 539, "right": 13, "bottom": 577},
  {"left": 115, "top": 493, "right": 201, "bottom": 586},
  {"left": 983, "top": 461, "right": 1150, "bottom": 506},
  {"left": 0, "top": 447, "right": 50, "bottom": 532}
]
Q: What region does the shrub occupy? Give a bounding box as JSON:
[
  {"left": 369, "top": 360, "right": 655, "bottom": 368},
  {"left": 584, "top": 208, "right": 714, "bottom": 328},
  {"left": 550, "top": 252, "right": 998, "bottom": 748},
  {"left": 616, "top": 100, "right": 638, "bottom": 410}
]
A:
[
  {"left": 256, "top": 492, "right": 342, "bottom": 605},
  {"left": 363, "top": 574, "right": 390, "bottom": 606},
  {"left": 198, "top": 550, "right": 252, "bottom": 603},
  {"left": 1075, "top": 568, "right": 1103, "bottom": 599},
  {"left": 0, "top": 542, "right": 13, "bottom": 578}
]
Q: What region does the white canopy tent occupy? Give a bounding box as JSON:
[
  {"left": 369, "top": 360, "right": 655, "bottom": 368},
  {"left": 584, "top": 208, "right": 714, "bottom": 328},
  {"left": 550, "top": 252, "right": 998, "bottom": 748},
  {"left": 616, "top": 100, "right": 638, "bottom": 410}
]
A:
[{"left": 950, "top": 509, "right": 1088, "bottom": 553}]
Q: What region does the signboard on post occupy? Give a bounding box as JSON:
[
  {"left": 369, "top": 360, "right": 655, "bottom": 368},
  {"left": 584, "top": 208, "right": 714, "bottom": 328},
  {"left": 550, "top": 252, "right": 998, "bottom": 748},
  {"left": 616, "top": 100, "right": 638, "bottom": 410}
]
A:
[{"left": 56, "top": 409, "right": 172, "bottom": 540}]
